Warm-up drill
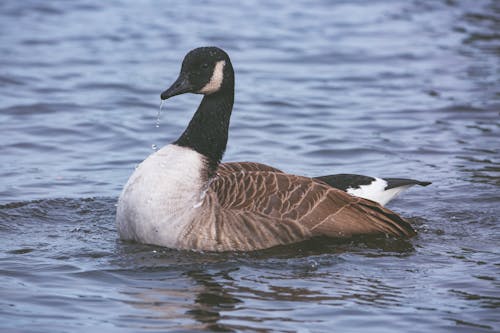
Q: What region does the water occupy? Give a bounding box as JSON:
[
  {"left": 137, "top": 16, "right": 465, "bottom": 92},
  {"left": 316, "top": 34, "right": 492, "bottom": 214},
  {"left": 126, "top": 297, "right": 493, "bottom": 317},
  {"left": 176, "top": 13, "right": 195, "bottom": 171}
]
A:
[{"left": 1, "top": 0, "right": 499, "bottom": 332}]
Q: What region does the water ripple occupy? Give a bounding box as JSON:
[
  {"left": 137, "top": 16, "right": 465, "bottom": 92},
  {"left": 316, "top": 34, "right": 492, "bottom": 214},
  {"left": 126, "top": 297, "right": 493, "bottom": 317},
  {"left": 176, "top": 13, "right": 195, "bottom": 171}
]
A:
[{"left": 0, "top": 0, "right": 499, "bottom": 332}]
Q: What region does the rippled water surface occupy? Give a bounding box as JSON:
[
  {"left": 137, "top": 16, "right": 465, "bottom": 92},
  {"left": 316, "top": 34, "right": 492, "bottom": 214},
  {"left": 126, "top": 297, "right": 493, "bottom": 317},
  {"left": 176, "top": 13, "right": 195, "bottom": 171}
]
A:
[{"left": 1, "top": 0, "right": 499, "bottom": 332}]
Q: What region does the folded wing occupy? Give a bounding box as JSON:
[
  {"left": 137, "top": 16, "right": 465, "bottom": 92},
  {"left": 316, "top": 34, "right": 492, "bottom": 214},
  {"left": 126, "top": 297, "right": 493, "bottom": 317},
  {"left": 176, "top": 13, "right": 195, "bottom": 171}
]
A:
[{"left": 211, "top": 170, "right": 416, "bottom": 239}]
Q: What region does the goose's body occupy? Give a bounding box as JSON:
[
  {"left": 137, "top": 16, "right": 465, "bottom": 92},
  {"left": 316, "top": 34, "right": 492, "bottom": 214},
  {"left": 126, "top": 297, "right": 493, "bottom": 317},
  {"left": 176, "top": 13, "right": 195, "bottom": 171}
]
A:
[
  {"left": 116, "top": 47, "right": 429, "bottom": 252},
  {"left": 117, "top": 148, "right": 415, "bottom": 251}
]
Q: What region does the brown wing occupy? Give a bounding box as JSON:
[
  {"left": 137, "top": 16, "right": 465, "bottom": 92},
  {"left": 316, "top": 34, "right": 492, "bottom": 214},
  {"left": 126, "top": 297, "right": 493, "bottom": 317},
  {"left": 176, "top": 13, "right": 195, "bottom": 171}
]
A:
[
  {"left": 217, "top": 162, "right": 284, "bottom": 175},
  {"left": 178, "top": 165, "right": 310, "bottom": 251},
  {"left": 179, "top": 192, "right": 312, "bottom": 251},
  {"left": 210, "top": 171, "right": 416, "bottom": 239}
]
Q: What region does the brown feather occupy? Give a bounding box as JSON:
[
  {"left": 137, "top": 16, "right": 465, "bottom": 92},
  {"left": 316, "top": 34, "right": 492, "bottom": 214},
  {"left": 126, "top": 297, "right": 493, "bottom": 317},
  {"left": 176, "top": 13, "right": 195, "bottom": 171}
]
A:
[
  {"left": 217, "top": 162, "right": 284, "bottom": 175},
  {"left": 177, "top": 169, "right": 416, "bottom": 251},
  {"left": 179, "top": 191, "right": 312, "bottom": 251}
]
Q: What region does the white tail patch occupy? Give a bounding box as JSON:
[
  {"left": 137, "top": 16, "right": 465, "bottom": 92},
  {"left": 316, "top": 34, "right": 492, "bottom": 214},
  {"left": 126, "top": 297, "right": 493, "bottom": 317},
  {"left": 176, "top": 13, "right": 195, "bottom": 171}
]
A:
[
  {"left": 346, "top": 178, "right": 413, "bottom": 206},
  {"left": 199, "top": 60, "right": 225, "bottom": 94}
]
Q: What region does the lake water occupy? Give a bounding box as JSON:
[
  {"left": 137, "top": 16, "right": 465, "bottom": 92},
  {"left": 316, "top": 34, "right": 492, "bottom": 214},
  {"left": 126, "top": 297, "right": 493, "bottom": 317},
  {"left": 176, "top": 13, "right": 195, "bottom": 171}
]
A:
[{"left": 1, "top": 0, "right": 499, "bottom": 332}]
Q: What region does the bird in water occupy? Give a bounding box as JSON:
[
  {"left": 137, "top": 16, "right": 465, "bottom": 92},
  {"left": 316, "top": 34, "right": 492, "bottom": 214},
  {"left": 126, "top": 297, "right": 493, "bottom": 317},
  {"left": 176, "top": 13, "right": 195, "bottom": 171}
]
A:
[{"left": 116, "top": 46, "right": 430, "bottom": 251}]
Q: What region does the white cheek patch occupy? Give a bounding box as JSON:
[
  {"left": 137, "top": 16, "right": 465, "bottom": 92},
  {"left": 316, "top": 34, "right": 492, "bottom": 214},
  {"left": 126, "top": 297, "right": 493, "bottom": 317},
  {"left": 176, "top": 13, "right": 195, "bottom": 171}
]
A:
[{"left": 199, "top": 60, "right": 225, "bottom": 94}]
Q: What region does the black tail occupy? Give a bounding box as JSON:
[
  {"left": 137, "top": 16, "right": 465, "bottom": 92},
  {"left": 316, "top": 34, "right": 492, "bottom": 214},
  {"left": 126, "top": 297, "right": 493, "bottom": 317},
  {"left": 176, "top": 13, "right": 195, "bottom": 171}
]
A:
[
  {"left": 315, "top": 173, "right": 431, "bottom": 191},
  {"left": 384, "top": 178, "right": 431, "bottom": 190},
  {"left": 314, "top": 174, "right": 377, "bottom": 191}
]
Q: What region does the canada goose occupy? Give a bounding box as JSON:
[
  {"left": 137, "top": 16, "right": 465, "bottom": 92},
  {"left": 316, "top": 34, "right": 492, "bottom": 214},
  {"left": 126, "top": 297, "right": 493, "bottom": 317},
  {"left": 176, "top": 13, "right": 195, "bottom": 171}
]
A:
[{"left": 116, "top": 46, "right": 423, "bottom": 252}]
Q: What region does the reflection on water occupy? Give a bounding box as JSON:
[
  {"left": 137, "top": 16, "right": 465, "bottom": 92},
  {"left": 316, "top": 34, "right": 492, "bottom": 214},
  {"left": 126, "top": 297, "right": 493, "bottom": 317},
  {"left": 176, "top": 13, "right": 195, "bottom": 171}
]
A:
[
  {"left": 186, "top": 270, "right": 242, "bottom": 331},
  {"left": 0, "top": 0, "right": 499, "bottom": 332}
]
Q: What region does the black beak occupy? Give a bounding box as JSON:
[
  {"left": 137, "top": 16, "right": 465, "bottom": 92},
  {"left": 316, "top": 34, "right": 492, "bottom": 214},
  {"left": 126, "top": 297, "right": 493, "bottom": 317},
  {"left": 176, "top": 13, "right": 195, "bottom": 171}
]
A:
[{"left": 160, "top": 74, "right": 192, "bottom": 100}]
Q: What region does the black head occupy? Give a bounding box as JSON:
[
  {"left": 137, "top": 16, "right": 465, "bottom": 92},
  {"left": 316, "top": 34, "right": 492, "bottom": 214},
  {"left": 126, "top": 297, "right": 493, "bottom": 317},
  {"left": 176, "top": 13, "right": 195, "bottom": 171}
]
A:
[{"left": 161, "top": 47, "right": 234, "bottom": 100}]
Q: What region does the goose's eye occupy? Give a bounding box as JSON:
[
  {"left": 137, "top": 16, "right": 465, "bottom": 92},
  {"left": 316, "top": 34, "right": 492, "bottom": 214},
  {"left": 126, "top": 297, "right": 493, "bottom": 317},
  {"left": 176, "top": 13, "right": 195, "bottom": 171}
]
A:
[{"left": 200, "top": 63, "right": 209, "bottom": 70}]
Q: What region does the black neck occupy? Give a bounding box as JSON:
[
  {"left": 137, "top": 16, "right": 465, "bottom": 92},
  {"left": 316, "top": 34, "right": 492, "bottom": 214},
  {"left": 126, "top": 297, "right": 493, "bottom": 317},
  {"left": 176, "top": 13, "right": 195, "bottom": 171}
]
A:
[{"left": 174, "top": 89, "right": 234, "bottom": 177}]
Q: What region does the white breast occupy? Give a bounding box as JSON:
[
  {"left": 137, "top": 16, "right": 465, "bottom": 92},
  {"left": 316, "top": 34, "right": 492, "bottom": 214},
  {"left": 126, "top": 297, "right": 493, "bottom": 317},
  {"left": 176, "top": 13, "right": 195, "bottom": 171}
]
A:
[{"left": 116, "top": 144, "right": 206, "bottom": 247}]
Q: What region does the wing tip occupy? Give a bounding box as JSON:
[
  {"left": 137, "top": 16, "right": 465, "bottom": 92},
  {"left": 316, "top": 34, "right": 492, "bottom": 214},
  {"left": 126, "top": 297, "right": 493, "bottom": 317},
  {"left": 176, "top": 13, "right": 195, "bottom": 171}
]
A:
[{"left": 358, "top": 200, "right": 417, "bottom": 238}]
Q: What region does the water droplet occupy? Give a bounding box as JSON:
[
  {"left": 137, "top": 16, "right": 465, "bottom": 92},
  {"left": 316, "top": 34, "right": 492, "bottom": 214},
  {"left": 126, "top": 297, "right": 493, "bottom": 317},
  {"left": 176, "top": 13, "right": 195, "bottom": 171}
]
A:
[
  {"left": 155, "top": 113, "right": 161, "bottom": 128},
  {"left": 156, "top": 100, "right": 166, "bottom": 128},
  {"left": 308, "top": 259, "right": 319, "bottom": 270}
]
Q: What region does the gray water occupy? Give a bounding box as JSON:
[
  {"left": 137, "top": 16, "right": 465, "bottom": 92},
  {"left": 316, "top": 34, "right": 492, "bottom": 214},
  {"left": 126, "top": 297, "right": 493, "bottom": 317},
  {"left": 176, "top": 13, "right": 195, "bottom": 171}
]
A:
[{"left": 1, "top": 0, "right": 499, "bottom": 332}]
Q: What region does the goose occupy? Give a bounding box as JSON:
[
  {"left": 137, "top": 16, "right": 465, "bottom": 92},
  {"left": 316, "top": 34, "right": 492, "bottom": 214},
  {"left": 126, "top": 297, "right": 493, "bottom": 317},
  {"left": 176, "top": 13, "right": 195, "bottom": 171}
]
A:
[{"left": 116, "top": 46, "right": 427, "bottom": 252}]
